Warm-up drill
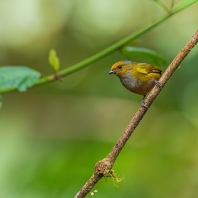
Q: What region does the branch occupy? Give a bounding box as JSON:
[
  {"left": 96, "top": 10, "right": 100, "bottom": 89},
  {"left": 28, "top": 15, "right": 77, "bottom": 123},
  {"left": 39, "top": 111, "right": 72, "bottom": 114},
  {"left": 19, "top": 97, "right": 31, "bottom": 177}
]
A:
[{"left": 74, "top": 30, "right": 198, "bottom": 198}]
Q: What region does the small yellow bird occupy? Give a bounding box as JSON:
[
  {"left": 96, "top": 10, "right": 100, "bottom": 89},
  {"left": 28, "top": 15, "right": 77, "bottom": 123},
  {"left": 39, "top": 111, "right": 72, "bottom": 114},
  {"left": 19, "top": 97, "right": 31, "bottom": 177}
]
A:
[{"left": 109, "top": 60, "right": 162, "bottom": 107}]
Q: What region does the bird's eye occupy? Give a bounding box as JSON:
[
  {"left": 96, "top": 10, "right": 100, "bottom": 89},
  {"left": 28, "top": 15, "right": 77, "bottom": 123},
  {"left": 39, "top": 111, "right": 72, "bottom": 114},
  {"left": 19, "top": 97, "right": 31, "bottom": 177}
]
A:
[{"left": 118, "top": 65, "right": 122, "bottom": 69}]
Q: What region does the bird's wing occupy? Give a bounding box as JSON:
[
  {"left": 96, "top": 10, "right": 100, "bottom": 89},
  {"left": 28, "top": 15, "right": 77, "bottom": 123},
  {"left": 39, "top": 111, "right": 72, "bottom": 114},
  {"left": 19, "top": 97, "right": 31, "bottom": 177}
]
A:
[{"left": 136, "top": 63, "right": 161, "bottom": 75}]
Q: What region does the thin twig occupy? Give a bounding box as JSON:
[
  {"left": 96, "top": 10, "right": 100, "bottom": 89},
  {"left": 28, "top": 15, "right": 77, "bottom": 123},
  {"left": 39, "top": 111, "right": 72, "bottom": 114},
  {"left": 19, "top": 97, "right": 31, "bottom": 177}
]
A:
[
  {"left": 74, "top": 30, "right": 198, "bottom": 198},
  {"left": 155, "top": 0, "right": 171, "bottom": 13}
]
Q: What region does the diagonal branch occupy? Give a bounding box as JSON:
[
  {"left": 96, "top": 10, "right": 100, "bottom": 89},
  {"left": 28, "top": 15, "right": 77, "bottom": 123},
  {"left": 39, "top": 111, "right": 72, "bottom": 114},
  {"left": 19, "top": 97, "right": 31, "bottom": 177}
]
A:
[{"left": 74, "top": 29, "right": 198, "bottom": 198}]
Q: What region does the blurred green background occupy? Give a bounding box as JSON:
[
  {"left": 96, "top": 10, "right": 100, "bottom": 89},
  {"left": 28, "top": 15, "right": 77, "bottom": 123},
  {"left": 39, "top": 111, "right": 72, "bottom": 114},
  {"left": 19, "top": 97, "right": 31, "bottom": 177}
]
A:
[{"left": 1, "top": 0, "right": 198, "bottom": 197}]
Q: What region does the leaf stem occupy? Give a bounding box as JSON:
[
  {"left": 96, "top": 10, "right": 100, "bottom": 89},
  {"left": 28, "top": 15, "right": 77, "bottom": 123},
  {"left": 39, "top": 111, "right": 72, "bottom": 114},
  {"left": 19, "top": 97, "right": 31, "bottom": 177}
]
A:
[{"left": 155, "top": 0, "right": 171, "bottom": 13}]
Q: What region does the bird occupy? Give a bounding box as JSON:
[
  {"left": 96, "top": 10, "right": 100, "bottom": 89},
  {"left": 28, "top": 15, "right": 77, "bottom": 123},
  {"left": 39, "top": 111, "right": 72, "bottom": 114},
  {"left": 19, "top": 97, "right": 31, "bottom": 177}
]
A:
[{"left": 109, "top": 60, "right": 162, "bottom": 107}]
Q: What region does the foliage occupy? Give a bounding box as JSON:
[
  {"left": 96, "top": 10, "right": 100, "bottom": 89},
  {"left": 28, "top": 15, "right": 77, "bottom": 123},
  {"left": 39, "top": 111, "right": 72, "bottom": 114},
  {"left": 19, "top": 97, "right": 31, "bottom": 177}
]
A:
[
  {"left": 0, "top": 66, "right": 40, "bottom": 92},
  {"left": 120, "top": 46, "right": 168, "bottom": 66},
  {"left": 48, "top": 49, "right": 60, "bottom": 73}
]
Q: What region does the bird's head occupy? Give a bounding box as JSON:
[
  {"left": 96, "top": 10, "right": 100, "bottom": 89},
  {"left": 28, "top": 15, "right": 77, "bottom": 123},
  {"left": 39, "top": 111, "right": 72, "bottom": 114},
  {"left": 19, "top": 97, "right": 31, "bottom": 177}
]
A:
[{"left": 109, "top": 60, "right": 133, "bottom": 78}]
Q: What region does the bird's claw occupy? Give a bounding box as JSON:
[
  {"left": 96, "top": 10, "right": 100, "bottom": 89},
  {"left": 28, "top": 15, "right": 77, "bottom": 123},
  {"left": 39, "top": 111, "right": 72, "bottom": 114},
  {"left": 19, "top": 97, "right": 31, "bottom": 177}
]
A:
[
  {"left": 141, "top": 100, "right": 148, "bottom": 109},
  {"left": 154, "top": 80, "right": 161, "bottom": 87}
]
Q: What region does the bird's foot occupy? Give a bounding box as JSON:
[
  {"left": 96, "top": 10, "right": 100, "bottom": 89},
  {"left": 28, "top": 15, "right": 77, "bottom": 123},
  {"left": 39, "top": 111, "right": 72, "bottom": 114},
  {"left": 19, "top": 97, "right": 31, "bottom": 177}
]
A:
[
  {"left": 141, "top": 100, "right": 148, "bottom": 109},
  {"left": 154, "top": 80, "right": 161, "bottom": 87}
]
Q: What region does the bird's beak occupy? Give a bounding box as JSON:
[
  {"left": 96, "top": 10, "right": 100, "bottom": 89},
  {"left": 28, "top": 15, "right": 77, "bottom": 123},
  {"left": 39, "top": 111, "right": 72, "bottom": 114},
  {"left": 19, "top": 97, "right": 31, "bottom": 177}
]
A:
[{"left": 109, "top": 70, "right": 116, "bottom": 74}]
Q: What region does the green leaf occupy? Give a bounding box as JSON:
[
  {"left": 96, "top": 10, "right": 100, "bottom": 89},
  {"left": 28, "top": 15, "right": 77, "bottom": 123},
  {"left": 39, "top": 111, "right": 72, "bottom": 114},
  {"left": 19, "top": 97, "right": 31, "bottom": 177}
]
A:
[
  {"left": 120, "top": 46, "right": 168, "bottom": 66},
  {"left": 0, "top": 66, "right": 41, "bottom": 92},
  {"left": 48, "top": 49, "right": 60, "bottom": 73},
  {"left": 0, "top": 95, "right": 2, "bottom": 109}
]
